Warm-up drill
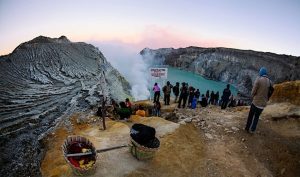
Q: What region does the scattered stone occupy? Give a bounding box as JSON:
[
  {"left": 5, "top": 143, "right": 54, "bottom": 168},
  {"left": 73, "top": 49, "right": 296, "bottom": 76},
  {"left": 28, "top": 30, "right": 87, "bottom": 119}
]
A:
[
  {"left": 280, "top": 168, "right": 286, "bottom": 175},
  {"left": 231, "top": 126, "right": 240, "bottom": 131},
  {"left": 205, "top": 133, "right": 213, "bottom": 139},
  {"left": 178, "top": 120, "right": 186, "bottom": 125},
  {"left": 184, "top": 118, "right": 192, "bottom": 123}
]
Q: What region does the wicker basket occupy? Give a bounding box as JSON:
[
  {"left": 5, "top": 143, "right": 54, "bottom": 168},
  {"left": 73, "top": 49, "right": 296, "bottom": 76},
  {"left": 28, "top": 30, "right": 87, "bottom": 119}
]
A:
[
  {"left": 129, "top": 137, "right": 160, "bottom": 160},
  {"left": 62, "top": 136, "right": 97, "bottom": 176}
]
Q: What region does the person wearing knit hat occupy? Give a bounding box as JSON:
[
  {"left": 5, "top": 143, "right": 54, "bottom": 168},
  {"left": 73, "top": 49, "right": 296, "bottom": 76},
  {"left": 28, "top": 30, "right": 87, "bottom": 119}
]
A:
[{"left": 245, "top": 67, "right": 273, "bottom": 133}]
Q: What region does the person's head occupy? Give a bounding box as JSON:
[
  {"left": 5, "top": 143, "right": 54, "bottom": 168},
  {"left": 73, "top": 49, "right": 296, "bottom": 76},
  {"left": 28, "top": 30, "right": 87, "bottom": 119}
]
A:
[
  {"left": 196, "top": 89, "right": 199, "bottom": 91},
  {"left": 167, "top": 81, "right": 170, "bottom": 85},
  {"left": 119, "top": 101, "right": 126, "bottom": 108},
  {"left": 125, "top": 98, "right": 130, "bottom": 102},
  {"left": 154, "top": 83, "right": 157, "bottom": 86},
  {"left": 138, "top": 105, "right": 144, "bottom": 110},
  {"left": 227, "top": 84, "right": 230, "bottom": 89},
  {"left": 176, "top": 82, "right": 179, "bottom": 86},
  {"left": 202, "top": 94, "right": 205, "bottom": 97},
  {"left": 259, "top": 67, "right": 267, "bottom": 76},
  {"left": 182, "top": 82, "right": 185, "bottom": 86}
]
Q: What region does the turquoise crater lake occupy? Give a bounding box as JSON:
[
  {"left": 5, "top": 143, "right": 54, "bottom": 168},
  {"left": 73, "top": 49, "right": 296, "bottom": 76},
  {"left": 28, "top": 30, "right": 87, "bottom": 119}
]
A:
[{"left": 149, "top": 67, "right": 237, "bottom": 97}]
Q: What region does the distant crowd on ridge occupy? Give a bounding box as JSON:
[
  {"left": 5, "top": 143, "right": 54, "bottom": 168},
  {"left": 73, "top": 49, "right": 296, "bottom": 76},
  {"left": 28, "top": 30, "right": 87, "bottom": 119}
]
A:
[{"left": 97, "top": 67, "right": 273, "bottom": 135}]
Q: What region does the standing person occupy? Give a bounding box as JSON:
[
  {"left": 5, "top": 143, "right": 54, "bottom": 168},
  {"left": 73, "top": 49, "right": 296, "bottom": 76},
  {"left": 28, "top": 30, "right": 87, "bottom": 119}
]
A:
[
  {"left": 152, "top": 83, "right": 160, "bottom": 103},
  {"left": 206, "top": 90, "right": 210, "bottom": 102},
  {"left": 195, "top": 89, "right": 200, "bottom": 100},
  {"left": 209, "top": 91, "right": 215, "bottom": 105},
  {"left": 188, "top": 87, "right": 195, "bottom": 107},
  {"left": 153, "top": 101, "right": 161, "bottom": 116},
  {"left": 162, "top": 81, "right": 173, "bottom": 105},
  {"left": 215, "top": 91, "right": 220, "bottom": 105},
  {"left": 221, "top": 84, "right": 231, "bottom": 109},
  {"left": 245, "top": 67, "right": 273, "bottom": 133},
  {"left": 173, "top": 82, "right": 180, "bottom": 103},
  {"left": 178, "top": 82, "right": 188, "bottom": 108}
]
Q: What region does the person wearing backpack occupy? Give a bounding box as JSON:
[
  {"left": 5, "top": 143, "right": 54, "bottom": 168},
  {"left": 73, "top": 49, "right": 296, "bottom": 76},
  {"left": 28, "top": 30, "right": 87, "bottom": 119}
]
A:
[
  {"left": 245, "top": 67, "right": 273, "bottom": 133},
  {"left": 162, "top": 81, "right": 173, "bottom": 105}
]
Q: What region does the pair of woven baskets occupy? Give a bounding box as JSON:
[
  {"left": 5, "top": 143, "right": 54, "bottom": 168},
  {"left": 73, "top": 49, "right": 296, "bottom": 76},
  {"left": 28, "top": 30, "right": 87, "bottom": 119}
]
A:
[
  {"left": 129, "top": 137, "right": 160, "bottom": 160},
  {"left": 62, "top": 136, "right": 97, "bottom": 176}
]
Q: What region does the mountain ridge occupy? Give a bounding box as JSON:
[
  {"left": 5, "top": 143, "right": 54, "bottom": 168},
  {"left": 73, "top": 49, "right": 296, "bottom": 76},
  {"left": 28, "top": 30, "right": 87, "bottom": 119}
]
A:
[{"left": 141, "top": 47, "right": 300, "bottom": 96}]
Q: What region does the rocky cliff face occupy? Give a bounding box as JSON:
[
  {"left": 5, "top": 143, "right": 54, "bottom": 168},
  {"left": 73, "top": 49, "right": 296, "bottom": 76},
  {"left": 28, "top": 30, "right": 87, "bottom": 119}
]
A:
[
  {"left": 270, "top": 81, "right": 300, "bottom": 105},
  {"left": 0, "top": 36, "right": 131, "bottom": 176},
  {"left": 140, "top": 47, "right": 300, "bottom": 96}
]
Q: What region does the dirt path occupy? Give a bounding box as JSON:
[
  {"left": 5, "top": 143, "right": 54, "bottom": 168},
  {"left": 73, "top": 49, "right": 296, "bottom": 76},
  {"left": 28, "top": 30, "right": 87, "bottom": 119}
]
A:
[{"left": 41, "top": 102, "right": 300, "bottom": 177}]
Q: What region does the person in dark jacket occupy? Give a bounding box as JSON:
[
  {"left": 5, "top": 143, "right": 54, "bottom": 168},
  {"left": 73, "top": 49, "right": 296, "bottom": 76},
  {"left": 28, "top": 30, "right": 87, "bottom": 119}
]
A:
[
  {"left": 221, "top": 84, "right": 231, "bottom": 109},
  {"left": 206, "top": 90, "right": 210, "bottom": 101},
  {"left": 173, "top": 82, "right": 180, "bottom": 103},
  {"left": 188, "top": 87, "right": 195, "bottom": 107},
  {"left": 195, "top": 89, "right": 200, "bottom": 100},
  {"left": 209, "top": 91, "right": 215, "bottom": 105},
  {"left": 162, "top": 81, "right": 173, "bottom": 105},
  {"left": 200, "top": 94, "right": 208, "bottom": 107},
  {"left": 215, "top": 91, "right": 220, "bottom": 105},
  {"left": 178, "top": 82, "right": 188, "bottom": 108}
]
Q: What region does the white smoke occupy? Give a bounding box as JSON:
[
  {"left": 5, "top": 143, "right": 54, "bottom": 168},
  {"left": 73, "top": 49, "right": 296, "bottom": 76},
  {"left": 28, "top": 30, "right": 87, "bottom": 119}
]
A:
[{"left": 93, "top": 41, "right": 150, "bottom": 101}]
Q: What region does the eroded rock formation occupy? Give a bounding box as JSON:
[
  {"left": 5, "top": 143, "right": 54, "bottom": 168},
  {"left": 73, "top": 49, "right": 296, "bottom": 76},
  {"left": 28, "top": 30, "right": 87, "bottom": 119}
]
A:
[{"left": 0, "top": 36, "right": 131, "bottom": 176}]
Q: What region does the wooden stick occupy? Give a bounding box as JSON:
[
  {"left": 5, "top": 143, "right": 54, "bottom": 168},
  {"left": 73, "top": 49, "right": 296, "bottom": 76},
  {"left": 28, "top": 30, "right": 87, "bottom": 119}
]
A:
[{"left": 65, "top": 144, "right": 128, "bottom": 157}]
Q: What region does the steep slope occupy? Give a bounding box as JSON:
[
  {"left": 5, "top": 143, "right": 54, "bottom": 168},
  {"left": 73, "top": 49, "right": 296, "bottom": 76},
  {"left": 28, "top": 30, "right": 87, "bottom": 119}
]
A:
[
  {"left": 140, "top": 47, "right": 300, "bottom": 96},
  {"left": 0, "top": 36, "right": 131, "bottom": 177},
  {"left": 270, "top": 80, "right": 300, "bottom": 105}
]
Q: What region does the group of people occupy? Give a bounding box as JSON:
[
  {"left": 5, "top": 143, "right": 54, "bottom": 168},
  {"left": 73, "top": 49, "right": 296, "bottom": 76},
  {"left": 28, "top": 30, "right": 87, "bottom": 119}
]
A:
[
  {"left": 106, "top": 67, "right": 273, "bottom": 135},
  {"left": 152, "top": 81, "right": 241, "bottom": 110}
]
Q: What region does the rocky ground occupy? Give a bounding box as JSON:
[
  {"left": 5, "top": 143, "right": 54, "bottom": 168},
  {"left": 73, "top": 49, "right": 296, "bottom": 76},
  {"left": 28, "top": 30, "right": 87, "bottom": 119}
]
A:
[{"left": 40, "top": 100, "right": 300, "bottom": 177}]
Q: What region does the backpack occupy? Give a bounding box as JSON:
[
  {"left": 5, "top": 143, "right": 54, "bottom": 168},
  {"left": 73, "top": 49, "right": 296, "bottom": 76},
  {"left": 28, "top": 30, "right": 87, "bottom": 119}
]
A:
[{"left": 268, "top": 79, "right": 274, "bottom": 100}]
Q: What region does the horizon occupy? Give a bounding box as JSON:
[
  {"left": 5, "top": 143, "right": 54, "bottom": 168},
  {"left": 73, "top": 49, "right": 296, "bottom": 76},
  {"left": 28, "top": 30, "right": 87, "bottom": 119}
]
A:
[{"left": 0, "top": 0, "right": 300, "bottom": 56}]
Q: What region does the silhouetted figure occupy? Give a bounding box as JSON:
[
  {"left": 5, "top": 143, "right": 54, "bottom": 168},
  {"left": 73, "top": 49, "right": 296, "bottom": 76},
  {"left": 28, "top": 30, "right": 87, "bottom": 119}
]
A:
[
  {"left": 153, "top": 83, "right": 160, "bottom": 103},
  {"left": 178, "top": 82, "right": 188, "bottom": 108},
  {"left": 215, "top": 91, "right": 220, "bottom": 105},
  {"left": 221, "top": 84, "right": 231, "bottom": 109},
  {"left": 200, "top": 94, "right": 208, "bottom": 107},
  {"left": 173, "top": 82, "right": 180, "bottom": 103},
  {"left": 209, "top": 91, "right": 215, "bottom": 105},
  {"left": 188, "top": 87, "right": 195, "bottom": 107},
  {"left": 206, "top": 90, "right": 210, "bottom": 101},
  {"left": 163, "top": 81, "right": 173, "bottom": 105},
  {"left": 195, "top": 89, "right": 200, "bottom": 100},
  {"left": 228, "top": 95, "right": 236, "bottom": 107}
]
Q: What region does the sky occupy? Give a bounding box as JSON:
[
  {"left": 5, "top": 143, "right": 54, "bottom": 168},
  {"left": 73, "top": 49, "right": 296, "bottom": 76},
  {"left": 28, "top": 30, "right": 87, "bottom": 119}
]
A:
[{"left": 0, "top": 0, "right": 300, "bottom": 56}]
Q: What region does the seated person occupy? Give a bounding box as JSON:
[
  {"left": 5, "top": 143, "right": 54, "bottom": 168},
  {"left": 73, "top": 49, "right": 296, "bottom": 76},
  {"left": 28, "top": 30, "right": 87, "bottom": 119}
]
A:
[
  {"left": 200, "top": 94, "right": 208, "bottom": 107},
  {"left": 117, "top": 101, "right": 131, "bottom": 120},
  {"left": 136, "top": 105, "right": 146, "bottom": 117}
]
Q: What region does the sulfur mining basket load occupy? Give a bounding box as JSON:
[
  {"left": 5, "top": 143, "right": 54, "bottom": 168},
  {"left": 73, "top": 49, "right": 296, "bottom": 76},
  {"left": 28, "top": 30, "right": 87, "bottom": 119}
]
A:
[
  {"left": 129, "top": 137, "right": 160, "bottom": 160},
  {"left": 62, "top": 136, "right": 97, "bottom": 176}
]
